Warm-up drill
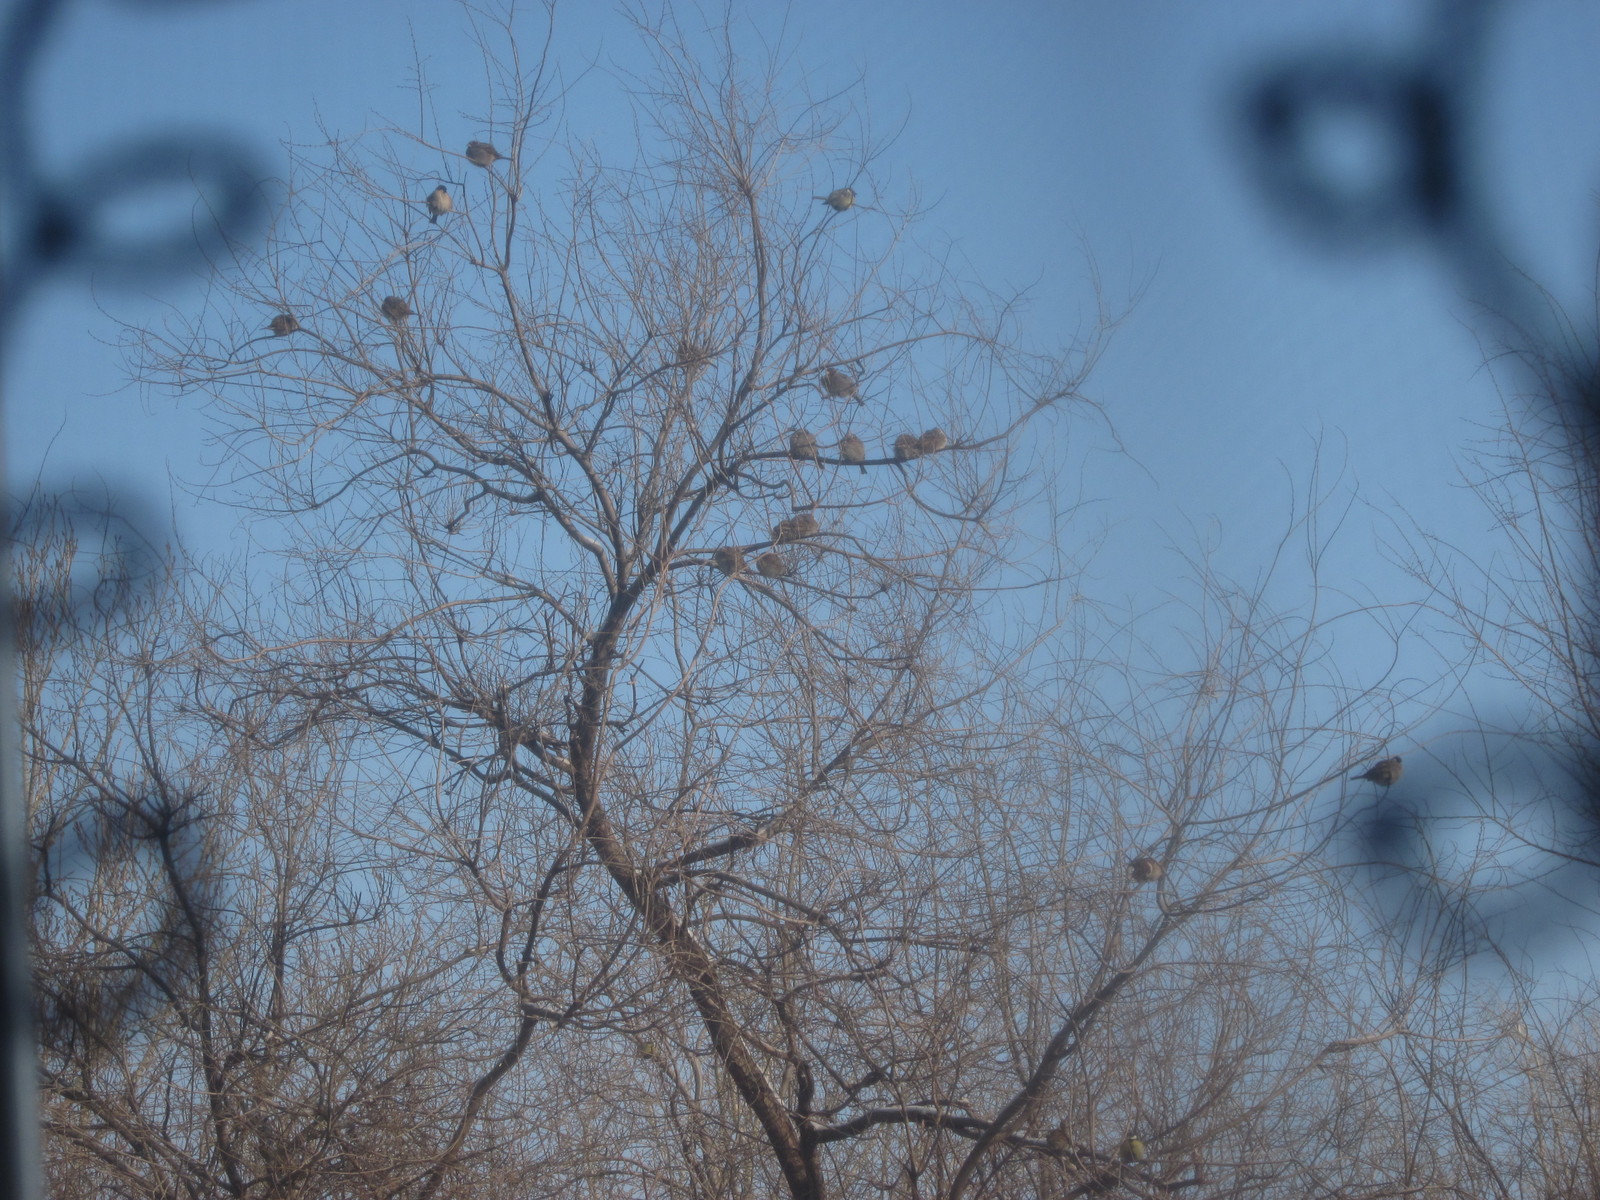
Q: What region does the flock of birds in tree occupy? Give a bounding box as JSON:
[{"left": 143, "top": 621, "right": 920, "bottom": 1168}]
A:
[
  {"left": 260, "top": 152, "right": 1408, "bottom": 1173},
  {"left": 262, "top": 140, "right": 506, "bottom": 337},
  {"left": 708, "top": 416, "right": 953, "bottom": 582},
  {"left": 256, "top": 151, "right": 941, "bottom": 589}
]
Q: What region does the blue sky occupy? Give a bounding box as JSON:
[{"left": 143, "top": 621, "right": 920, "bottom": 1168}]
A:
[
  {"left": 14, "top": 1, "right": 1600, "bottom": 583},
  {"left": 9, "top": 0, "right": 1600, "bottom": 905}
]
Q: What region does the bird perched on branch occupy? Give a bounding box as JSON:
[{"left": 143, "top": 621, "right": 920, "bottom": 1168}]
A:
[
  {"left": 381, "top": 295, "right": 412, "bottom": 323},
  {"left": 772, "top": 513, "right": 820, "bottom": 544},
  {"left": 816, "top": 187, "right": 856, "bottom": 212},
  {"left": 1130, "top": 856, "right": 1163, "bottom": 884},
  {"left": 426, "top": 185, "right": 453, "bottom": 223},
  {"left": 821, "top": 367, "right": 858, "bottom": 400},
  {"left": 1352, "top": 756, "right": 1403, "bottom": 786},
  {"left": 267, "top": 313, "right": 300, "bottom": 337},
  {"left": 837, "top": 433, "right": 867, "bottom": 473},
  {"left": 920, "top": 427, "right": 949, "bottom": 454},
  {"left": 465, "top": 140, "right": 504, "bottom": 167},
  {"left": 789, "top": 429, "right": 819, "bottom": 462},
  {"left": 756, "top": 552, "right": 790, "bottom": 579},
  {"left": 712, "top": 547, "right": 744, "bottom": 577},
  {"left": 1119, "top": 1136, "right": 1148, "bottom": 1164},
  {"left": 893, "top": 433, "right": 923, "bottom": 463}
]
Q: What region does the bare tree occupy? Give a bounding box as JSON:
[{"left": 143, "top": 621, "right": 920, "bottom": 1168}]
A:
[{"left": 39, "top": 8, "right": 1475, "bottom": 1199}]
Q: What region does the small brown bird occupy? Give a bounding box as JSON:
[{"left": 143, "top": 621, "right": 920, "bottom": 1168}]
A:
[
  {"left": 756, "top": 552, "right": 790, "bottom": 579},
  {"left": 1130, "top": 856, "right": 1163, "bottom": 884},
  {"left": 920, "top": 427, "right": 949, "bottom": 454},
  {"left": 893, "top": 433, "right": 923, "bottom": 462},
  {"left": 816, "top": 187, "right": 856, "bottom": 212},
  {"left": 381, "top": 295, "right": 412, "bottom": 323},
  {"left": 1352, "top": 756, "right": 1403, "bottom": 786},
  {"left": 465, "top": 140, "right": 504, "bottom": 167},
  {"left": 426, "top": 185, "right": 453, "bottom": 223},
  {"left": 772, "top": 512, "right": 820, "bottom": 544},
  {"left": 789, "top": 429, "right": 819, "bottom": 461},
  {"left": 838, "top": 433, "right": 867, "bottom": 473},
  {"left": 267, "top": 313, "right": 299, "bottom": 337},
  {"left": 821, "top": 366, "right": 858, "bottom": 400},
  {"left": 712, "top": 547, "right": 744, "bottom": 577}
]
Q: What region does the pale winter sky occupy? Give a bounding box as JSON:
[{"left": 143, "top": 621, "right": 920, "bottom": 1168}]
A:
[{"left": 7, "top": 0, "right": 1600, "bottom": 952}]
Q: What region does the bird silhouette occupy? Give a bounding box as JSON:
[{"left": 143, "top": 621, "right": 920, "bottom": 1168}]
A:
[
  {"left": 920, "top": 427, "right": 949, "bottom": 454},
  {"left": 712, "top": 547, "right": 745, "bottom": 577},
  {"left": 893, "top": 433, "right": 923, "bottom": 462},
  {"left": 267, "top": 313, "right": 299, "bottom": 337},
  {"left": 772, "top": 513, "right": 820, "bottom": 544},
  {"left": 465, "top": 140, "right": 504, "bottom": 167},
  {"left": 837, "top": 433, "right": 867, "bottom": 473},
  {"left": 381, "top": 295, "right": 412, "bottom": 323},
  {"left": 821, "top": 367, "right": 858, "bottom": 400},
  {"left": 1352, "top": 756, "right": 1403, "bottom": 786},
  {"left": 426, "top": 185, "right": 453, "bottom": 223},
  {"left": 756, "top": 552, "right": 790, "bottom": 579},
  {"left": 789, "top": 429, "right": 819, "bottom": 462},
  {"left": 816, "top": 187, "right": 856, "bottom": 212},
  {"left": 1130, "top": 856, "right": 1163, "bottom": 884}
]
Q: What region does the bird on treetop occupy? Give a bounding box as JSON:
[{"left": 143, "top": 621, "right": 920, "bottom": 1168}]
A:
[
  {"left": 920, "top": 427, "right": 949, "bottom": 454},
  {"left": 837, "top": 433, "right": 867, "bottom": 473},
  {"left": 816, "top": 187, "right": 856, "bottom": 212},
  {"left": 1352, "top": 756, "right": 1403, "bottom": 786},
  {"left": 712, "top": 547, "right": 744, "bottom": 577},
  {"left": 267, "top": 313, "right": 299, "bottom": 337},
  {"left": 789, "top": 429, "right": 819, "bottom": 461},
  {"left": 821, "top": 366, "right": 858, "bottom": 400},
  {"left": 381, "top": 295, "right": 412, "bottom": 323},
  {"left": 893, "top": 433, "right": 923, "bottom": 462},
  {"left": 426, "top": 185, "right": 453, "bottom": 223},
  {"left": 465, "top": 140, "right": 504, "bottom": 167},
  {"left": 756, "top": 552, "right": 790, "bottom": 579},
  {"left": 1130, "top": 856, "right": 1163, "bottom": 884}
]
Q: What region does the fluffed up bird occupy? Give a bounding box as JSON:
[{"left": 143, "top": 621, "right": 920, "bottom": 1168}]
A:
[
  {"left": 381, "top": 295, "right": 412, "bottom": 323},
  {"left": 465, "top": 140, "right": 504, "bottom": 167},
  {"left": 772, "top": 512, "right": 820, "bottom": 544},
  {"left": 712, "top": 547, "right": 745, "bottom": 577},
  {"left": 893, "top": 433, "right": 923, "bottom": 462},
  {"left": 756, "top": 552, "right": 790, "bottom": 579},
  {"left": 816, "top": 187, "right": 856, "bottom": 212},
  {"left": 837, "top": 433, "right": 867, "bottom": 473},
  {"left": 1118, "top": 1136, "right": 1148, "bottom": 1164},
  {"left": 821, "top": 366, "right": 858, "bottom": 400},
  {"left": 920, "top": 427, "right": 949, "bottom": 454},
  {"left": 426, "top": 185, "right": 453, "bottom": 223},
  {"left": 789, "top": 429, "right": 819, "bottom": 462},
  {"left": 1352, "top": 756, "right": 1403, "bottom": 786},
  {"left": 1130, "top": 856, "right": 1163, "bottom": 884},
  {"left": 267, "top": 313, "right": 300, "bottom": 337}
]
